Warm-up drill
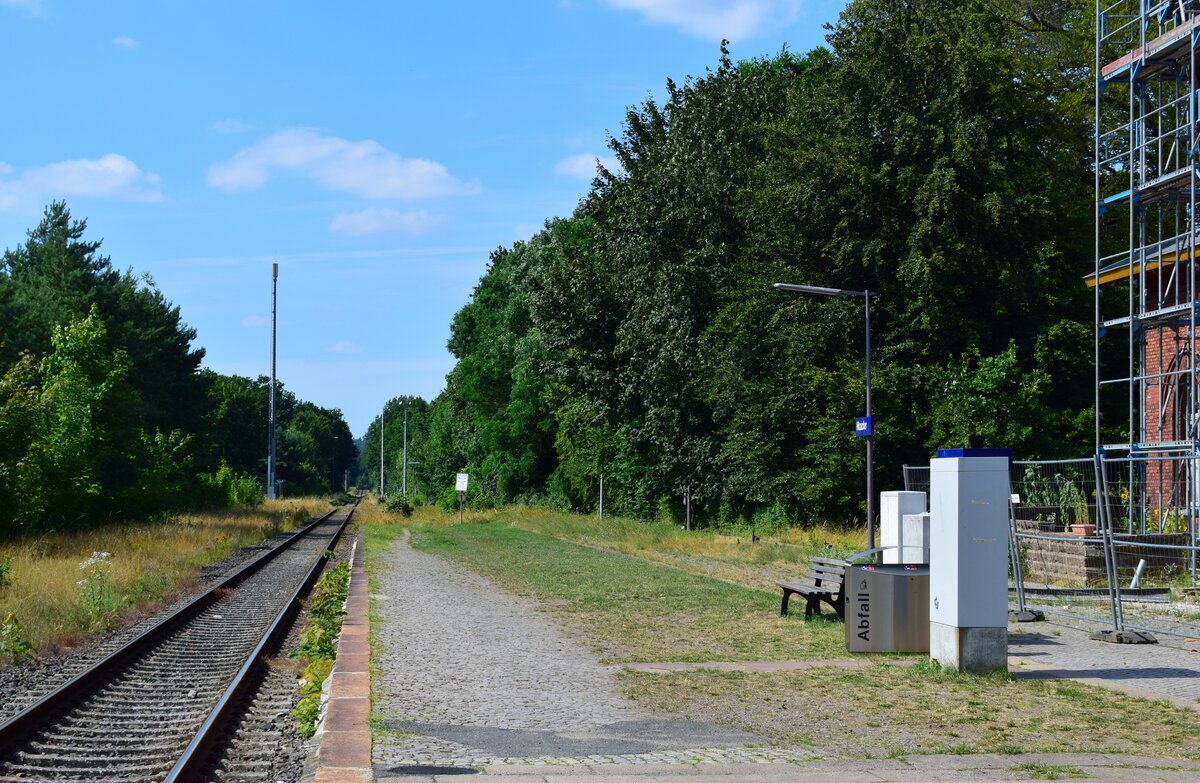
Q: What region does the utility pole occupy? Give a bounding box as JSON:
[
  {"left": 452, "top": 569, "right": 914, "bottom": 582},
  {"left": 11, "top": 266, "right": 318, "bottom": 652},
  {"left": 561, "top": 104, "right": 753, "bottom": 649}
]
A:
[
  {"left": 331, "top": 435, "right": 338, "bottom": 493},
  {"left": 379, "top": 404, "right": 385, "bottom": 498},
  {"left": 267, "top": 263, "right": 278, "bottom": 500},
  {"left": 599, "top": 475, "right": 604, "bottom": 519},
  {"left": 402, "top": 401, "right": 409, "bottom": 497}
]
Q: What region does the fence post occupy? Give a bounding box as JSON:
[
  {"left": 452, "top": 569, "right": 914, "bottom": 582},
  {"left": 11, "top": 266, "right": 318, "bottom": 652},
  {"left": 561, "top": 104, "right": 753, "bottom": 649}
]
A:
[
  {"left": 1008, "top": 496, "right": 1029, "bottom": 617},
  {"left": 1094, "top": 450, "right": 1124, "bottom": 631}
]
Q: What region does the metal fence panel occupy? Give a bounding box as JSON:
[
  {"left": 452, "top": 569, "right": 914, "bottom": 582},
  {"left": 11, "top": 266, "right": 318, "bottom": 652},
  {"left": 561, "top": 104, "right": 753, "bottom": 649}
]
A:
[
  {"left": 1007, "top": 458, "right": 1122, "bottom": 628},
  {"left": 904, "top": 454, "right": 1200, "bottom": 639}
]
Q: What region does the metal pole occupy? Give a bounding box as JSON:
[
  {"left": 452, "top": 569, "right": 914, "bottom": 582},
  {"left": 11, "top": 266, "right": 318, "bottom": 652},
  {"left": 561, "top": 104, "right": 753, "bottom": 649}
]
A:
[
  {"left": 599, "top": 474, "right": 604, "bottom": 519},
  {"left": 380, "top": 405, "right": 385, "bottom": 498},
  {"left": 402, "top": 402, "right": 408, "bottom": 497},
  {"left": 865, "top": 291, "right": 875, "bottom": 551},
  {"left": 1090, "top": 46, "right": 1103, "bottom": 461},
  {"left": 267, "top": 263, "right": 278, "bottom": 500},
  {"left": 773, "top": 283, "right": 877, "bottom": 549},
  {"left": 331, "top": 435, "right": 337, "bottom": 493}
]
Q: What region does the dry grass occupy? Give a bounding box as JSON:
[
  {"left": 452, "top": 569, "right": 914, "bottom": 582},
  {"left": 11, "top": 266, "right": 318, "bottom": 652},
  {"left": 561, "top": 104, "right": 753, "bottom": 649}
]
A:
[
  {"left": 409, "top": 521, "right": 849, "bottom": 664},
  {"left": 619, "top": 662, "right": 1200, "bottom": 759},
  {"left": 0, "top": 498, "right": 329, "bottom": 658},
  {"left": 407, "top": 504, "right": 865, "bottom": 592}
]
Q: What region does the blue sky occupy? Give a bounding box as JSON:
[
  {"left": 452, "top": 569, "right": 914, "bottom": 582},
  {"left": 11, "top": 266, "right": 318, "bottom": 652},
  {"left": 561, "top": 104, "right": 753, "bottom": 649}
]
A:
[{"left": 0, "top": 0, "right": 846, "bottom": 437}]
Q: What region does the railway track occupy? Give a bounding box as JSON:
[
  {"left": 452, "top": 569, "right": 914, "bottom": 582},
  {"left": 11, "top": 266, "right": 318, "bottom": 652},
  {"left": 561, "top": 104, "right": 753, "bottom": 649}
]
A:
[{"left": 0, "top": 503, "right": 356, "bottom": 782}]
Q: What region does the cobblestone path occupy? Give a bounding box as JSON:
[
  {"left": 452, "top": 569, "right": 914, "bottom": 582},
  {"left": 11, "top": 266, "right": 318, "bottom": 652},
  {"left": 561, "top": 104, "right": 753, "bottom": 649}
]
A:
[
  {"left": 369, "top": 533, "right": 815, "bottom": 777},
  {"left": 1009, "top": 620, "right": 1200, "bottom": 707}
]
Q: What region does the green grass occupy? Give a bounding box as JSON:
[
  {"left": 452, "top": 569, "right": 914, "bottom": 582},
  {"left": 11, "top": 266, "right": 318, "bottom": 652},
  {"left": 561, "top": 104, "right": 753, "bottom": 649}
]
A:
[
  {"left": 423, "top": 504, "right": 864, "bottom": 594},
  {"left": 410, "top": 521, "right": 848, "bottom": 664}
]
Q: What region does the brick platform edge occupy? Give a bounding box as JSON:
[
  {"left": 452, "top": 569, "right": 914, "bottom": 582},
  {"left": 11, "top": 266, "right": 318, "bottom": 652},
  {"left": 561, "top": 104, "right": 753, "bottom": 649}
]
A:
[{"left": 313, "top": 528, "right": 372, "bottom": 783}]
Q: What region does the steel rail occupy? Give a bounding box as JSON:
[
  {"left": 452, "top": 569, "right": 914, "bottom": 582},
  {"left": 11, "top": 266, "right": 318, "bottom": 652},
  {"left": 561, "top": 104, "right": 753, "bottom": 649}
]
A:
[
  {"left": 0, "top": 505, "right": 341, "bottom": 752},
  {"left": 166, "top": 502, "right": 356, "bottom": 781}
]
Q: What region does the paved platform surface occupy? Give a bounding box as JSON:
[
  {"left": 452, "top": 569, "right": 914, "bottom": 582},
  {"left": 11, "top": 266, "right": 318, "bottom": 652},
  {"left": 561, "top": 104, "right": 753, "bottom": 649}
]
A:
[
  {"left": 369, "top": 534, "right": 816, "bottom": 774},
  {"left": 1008, "top": 620, "right": 1200, "bottom": 709}
]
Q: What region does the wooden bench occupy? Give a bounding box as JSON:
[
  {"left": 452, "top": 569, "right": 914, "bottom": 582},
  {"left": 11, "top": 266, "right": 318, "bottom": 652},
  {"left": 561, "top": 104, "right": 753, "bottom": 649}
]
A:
[{"left": 778, "top": 557, "right": 849, "bottom": 620}]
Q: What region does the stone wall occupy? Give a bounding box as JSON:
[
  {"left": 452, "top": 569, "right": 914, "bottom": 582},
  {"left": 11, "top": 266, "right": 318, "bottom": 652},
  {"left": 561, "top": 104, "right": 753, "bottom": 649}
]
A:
[{"left": 1015, "top": 523, "right": 1190, "bottom": 586}]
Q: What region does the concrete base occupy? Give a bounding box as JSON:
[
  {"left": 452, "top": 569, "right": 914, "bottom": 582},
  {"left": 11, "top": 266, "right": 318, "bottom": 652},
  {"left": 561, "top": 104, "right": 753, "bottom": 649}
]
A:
[
  {"left": 1008, "top": 608, "right": 1045, "bottom": 623},
  {"left": 930, "top": 622, "right": 1007, "bottom": 674},
  {"left": 1090, "top": 629, "right": 1158, "bottom": 644}
]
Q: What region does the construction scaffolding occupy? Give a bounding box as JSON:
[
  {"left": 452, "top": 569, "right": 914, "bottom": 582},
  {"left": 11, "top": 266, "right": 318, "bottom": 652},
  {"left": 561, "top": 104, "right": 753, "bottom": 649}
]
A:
[{"left": 1093, "top": 2, "right": 1200, "bottom": 550}]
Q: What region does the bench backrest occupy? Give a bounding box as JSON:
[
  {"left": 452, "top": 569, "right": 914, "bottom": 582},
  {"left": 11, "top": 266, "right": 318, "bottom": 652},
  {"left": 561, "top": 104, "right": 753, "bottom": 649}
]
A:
[{"left": 806, "top": 557, "right": 848, "bottom": 585}]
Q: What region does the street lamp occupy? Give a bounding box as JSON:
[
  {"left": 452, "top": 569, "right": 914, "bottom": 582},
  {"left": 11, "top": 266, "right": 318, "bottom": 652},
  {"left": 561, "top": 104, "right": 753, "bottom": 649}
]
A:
[{"left": 773, "top": 282, "right": 877, "bottom": 551}]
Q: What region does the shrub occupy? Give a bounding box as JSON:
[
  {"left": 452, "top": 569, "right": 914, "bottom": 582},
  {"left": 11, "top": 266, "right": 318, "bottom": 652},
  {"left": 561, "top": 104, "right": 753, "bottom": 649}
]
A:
[
  {"left": 0, "top": 555, "right": 12, "bottom": 589},
  {"left": 384, "top": 494, "right": 413, "bottom": 517},
  {"left": 1, "top": 612, "right": 32, "bottom": 663},
  {"left": 197, "top": 461, "right": 263, "bottom": 508}
]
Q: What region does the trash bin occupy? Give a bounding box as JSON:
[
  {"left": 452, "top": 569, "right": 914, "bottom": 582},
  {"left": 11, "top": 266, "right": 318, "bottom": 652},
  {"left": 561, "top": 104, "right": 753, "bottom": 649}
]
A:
[{"left": 845, "top": 563, "right": 929, "bottom": 653}]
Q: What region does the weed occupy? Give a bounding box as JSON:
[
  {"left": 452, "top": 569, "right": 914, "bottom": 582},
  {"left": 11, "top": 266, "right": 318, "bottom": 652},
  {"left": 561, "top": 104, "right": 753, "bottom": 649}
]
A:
[
  {"left": 77, "top": 551, "right": 119, "bottom": 631},
  {"left": 1, "top": 612, "right": 32, "bottom": 663},
  {"left": 292, "top": 657, "right": 333, "bottom": 738},
  {"left": 1010, "top": 762, "right": 1091, "bottom": 780},
  {"left": 298, "top": 562, "right": 349, "bottom": 660},
  {"left": 292, "top": 559, "right": 351, "bottom": 737},
  {"left": 0, "top": 554, "right": 12, "bottom": 589}
]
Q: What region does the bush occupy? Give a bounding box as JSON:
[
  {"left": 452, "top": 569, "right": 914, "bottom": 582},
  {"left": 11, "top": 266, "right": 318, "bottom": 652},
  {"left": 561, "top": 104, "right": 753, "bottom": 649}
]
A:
[
  {"left": 384, "top": 494, "right": 412, "bottom": 517},
  {"left": 197, "top": 461, "right": 263, "bottom": 508},
  {"left": 437, "top": 483, "right": 497, "bottom": 514},
  {"left": 1, "top": 612, "right": 32, "bottom": 663}
]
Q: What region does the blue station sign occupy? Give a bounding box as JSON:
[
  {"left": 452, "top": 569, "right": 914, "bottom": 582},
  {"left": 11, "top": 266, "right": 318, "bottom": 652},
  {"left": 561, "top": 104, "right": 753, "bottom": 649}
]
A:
[{"left": 854, "top": 416, "right": 874, "bottom": 437}]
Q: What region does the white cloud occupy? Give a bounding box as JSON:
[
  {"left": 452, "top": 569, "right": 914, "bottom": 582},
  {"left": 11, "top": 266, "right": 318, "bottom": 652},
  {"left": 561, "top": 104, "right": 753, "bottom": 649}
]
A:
[
  {"left": 1, "top": 0, "right": 46, "bottom": 16},
  {"left": 211, "top": 117, "right": 256, "bottom": 135},
  {"left": 327, "top": 340, "right": 362, "bottom": 354},
  {"left": 208, "top": 128, "right": 481, "bottom": 199},
  {"left": 329, "top": 207, "right": 447, "bottom": 236},
  {"left": 242, "top": 315, "right": 269, "bottom": 327},
  {"left": 112, "top": 35, "right": 139, "bottom": 50},
  {"left": 555, "top": 152, "right": 620, "bottom": 180},
  {"left": 0, "top": 153, "right": 162, "bottom": 210},
  {"left": 603, "top": 0, "right": 800, "bottom": 40},
  {"left": 0, "top": 162, "right": 13, "bottom": 176}
]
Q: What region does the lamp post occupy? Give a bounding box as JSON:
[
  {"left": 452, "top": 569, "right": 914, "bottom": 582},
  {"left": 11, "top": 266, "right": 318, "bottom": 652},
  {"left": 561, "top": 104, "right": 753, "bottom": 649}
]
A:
[
  {"left": 379, "top": 404, "right": 385, "bottom": 499},
  {"left": 773, "top": 282, "right": 877, "bottom": 550},
  {"left": 402, "top": 401, "right": 409, "bottom": 497}
]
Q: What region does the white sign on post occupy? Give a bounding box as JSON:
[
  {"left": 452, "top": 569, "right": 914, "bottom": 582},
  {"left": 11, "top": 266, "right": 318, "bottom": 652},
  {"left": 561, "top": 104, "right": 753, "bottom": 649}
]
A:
[{"left": 455, "top": 473, "right": 469, "bottom": 492}]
